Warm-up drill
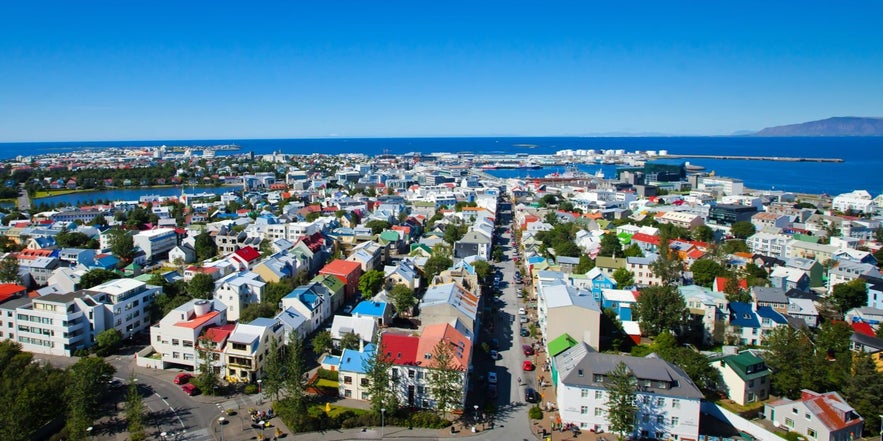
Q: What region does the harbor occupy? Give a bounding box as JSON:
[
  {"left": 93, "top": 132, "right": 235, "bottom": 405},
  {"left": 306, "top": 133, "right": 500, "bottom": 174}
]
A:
[{"left": 659, "top": 154, "right": 844, "bottom": 163}]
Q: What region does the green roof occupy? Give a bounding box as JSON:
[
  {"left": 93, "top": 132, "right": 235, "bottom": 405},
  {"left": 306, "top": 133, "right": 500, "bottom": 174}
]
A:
[
  {"left": 548, "top": 333, "right": 579, "bottom": 357},
  {"left": 133, "top": 274, "right": 154, "bottom": 282},
  {"left": 379, "top": 230, "right": 400, "bottom": 243},
  {"left": 792, "top": 233, "right": 820, "bottom": 244},
  {"left": 721, "top": 351, "right": 769, "bottom": 381},
  {"left": 313, "top": 273, "right": 345, "bottom": 293}
]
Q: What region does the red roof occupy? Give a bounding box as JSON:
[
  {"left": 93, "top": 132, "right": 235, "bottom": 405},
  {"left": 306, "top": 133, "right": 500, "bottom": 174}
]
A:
[
  {"left": 631, "top": 232, "right": 659, "bottom": 245},
  {"left": 798, "top": 391, "right": 864, "bottom": 432},
  {"left": 851, "top": 321, "right": 876, "bottom": 337},
  {"left": 320, "top": 259, "right": 362, "bottom": 277},
  {"left": 233, "top": 246, "right": 261, "bottom": 262},
  {"left": 203, "top": 324, "right": 236, "bottom": 343},
  {"left": 299, "top": 232, "right": 325, "bottom": 252},
  {"left": 175, "top": 311, "right": 220, "bottom": 329},
  {"left": 0, "top": 284, "right": 26, "bottom": 304},
  {"left": 380, "top": 333, "right": 420, "bottom": 366},
  {"left": 713, "top": 276, "right": 748, "bottom": 292}
]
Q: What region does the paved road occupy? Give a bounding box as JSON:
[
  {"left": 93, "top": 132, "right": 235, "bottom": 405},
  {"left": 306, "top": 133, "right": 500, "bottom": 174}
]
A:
[{"left": 17, "top": 184, "right": 30, "bottom": 211}]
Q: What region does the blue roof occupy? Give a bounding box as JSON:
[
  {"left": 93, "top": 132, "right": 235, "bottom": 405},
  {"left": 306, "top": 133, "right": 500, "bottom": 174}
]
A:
[
  {"left": 756, "top": 306, "right": 788, "bottom": 324},
  {"left": 352, "top": 300, "right": 386, "bottom": 317},
  {"left": 729, "top": 302, "right": 760, "bottom": 328},
  {"left": 338, "top": 344, "right": 375, "bottom": 374},
  {"left": 248, "top": 317, "right": 277, "bottom": 327},
  {"left": 527, "top": 256, "right": 546, "bottom": 264},
  {"left": 322, "top": 355, "right": 341, "bottom": 366}
]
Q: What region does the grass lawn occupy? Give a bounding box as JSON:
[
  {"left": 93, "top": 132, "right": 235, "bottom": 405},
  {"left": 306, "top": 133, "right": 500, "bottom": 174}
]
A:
[
  {"left": 315, "top": 378, "right": 338, "bottom": 389},
  {"left": 716, "top": 398, "right": 766, "bottom": 415},
  {"left": 308, "top": 403, "right": 371, "bottom": 419},
  {"left": 34, "top": 189, "right": 92, "bottom": 198}
]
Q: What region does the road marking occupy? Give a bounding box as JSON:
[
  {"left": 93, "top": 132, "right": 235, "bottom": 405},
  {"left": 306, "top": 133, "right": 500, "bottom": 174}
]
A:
[{"left": 155, "top": 392, "right": 186, "bottom": 428}]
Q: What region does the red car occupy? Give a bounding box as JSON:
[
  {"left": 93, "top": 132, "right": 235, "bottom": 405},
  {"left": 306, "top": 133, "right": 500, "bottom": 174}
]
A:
[
  {"left": 522, "top": 344, "right": 535, "bottom": 356},
  {"left": 522, "top": 360, "right": 535, "bottom": 371},
  {"left": 181, "top": 383, "right": 199, "bottom": 396},
  {"left": 173, "top": 373, "right": 192, "bottom": 385}
]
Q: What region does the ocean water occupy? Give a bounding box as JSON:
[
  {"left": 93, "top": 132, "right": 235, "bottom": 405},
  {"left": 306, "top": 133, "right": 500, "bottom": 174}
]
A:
[{"left": 1, "top": 136, "right": 880, "bottom": 195}]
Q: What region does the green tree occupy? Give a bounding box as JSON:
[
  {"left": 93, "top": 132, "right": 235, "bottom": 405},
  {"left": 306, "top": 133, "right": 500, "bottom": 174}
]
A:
[
  {"left": 56, "top": 230, "right": 92, "bottom": 248},
  {"left": 283, "top": 332, "right": 309, "bottom": 413},
  {"left": 443, "top": 223, "right": 466, "bottom": 245},
  {"left": 311, "top": 330, "right": 333, "bottom": 355},
  {"left": 264, "top": 281, "right": 293, "bottom": 308},
  {"left": 730, "top": 221, "right": 756, "bottom": 239},
  {"left": 428, "top": 339, "right": 463, "bottom": 418},
  {"left": 261, "top": 336, "right": 285, "bottom": 402},
  {"left": 0, "top": 341, "right": 68, "bottom": 441},
  {"left": 106, "top": 228, "right": 135, "bottom": 261},
  {"left": 80, "top": 268, "right": 121, "bottom": 289},
  {"left": 604, "top": 361, "right": 637, "bottom": 441},
  {"left": 612, "top": 268, "right": 635, "bottom": 287},
  {"left": 339, "top": 332, "right": 362, "bottom": 351},
  {"left": 763, "top": 326, "right": 815, "bottom": 398},
  {"left": 0, "top": 255, "right": 20, "bottom": 283},
  {"left": 95, "top": 328, "right": 122, "bottom": 356},
  {"left": 691, "top": 225, "right": 715, "bottom": 242},
  {"left": 126, "top": 373, "right": 146, "bottom": 441},
  {"left": 390, "top": 283, "right": 416, "bottom": 318},
  {"left": 690, "top": 259, "right": 725, "bottom": 287},
  {"left": 553, "top": 240, "right": 581, "bottom": 257},
  {"left": 842, "top": 352, "right": 883, "bottom": 437},
  {"left": 830, "top": 278, "right": 868, "bottom": 314},
  {"left": 363, "top": 340, "right": 399, "bottom": 414},
  {"left": 193, "top": 338, "right": 219, "bottom": 396},
  {"left": 188, "top": 272, "right": 216, "bottom": 299},
  {"left": 622, "top": 244, "right": 644, "bottom": 258},
  {"left": 88, "top": 214, "right": 108, "bottom": 226},
  {"left": 472, "top": 260, "right": 492, "bottom": 282},
  {"left": 814, "top": 321, "right": 854, "bottom": 389},
  {"left": 366, "top": 220, "right": 391, "bottom": 235},
  {"left": 238, "top": 302, "right": 277, "bottom": 323},
  {"left": 423, "top": 255, "right": 453, "bottom": 283},
  {"left": 721, "top": 239, "right": 749, "bottom": 254},
  {"left": 650, "top": 239, "right": 682, "bottom": 285},
  {"left": 358, "top": 269, "right": 385, "bottom": 297},
  {"left": 194, "top": 230, "right": 218, "bottom": 261},
  {"left": 65, "top": 357, "right": 115, "bottom": 440},
  {"left": 634, "top": 286, "right": 686, "bottom": 337},
  {"left": 574, "top": 254, "right": 595, "bottom": 274},
  {"left": 598, "top": 232, "right": 623, "bottom": 257}
]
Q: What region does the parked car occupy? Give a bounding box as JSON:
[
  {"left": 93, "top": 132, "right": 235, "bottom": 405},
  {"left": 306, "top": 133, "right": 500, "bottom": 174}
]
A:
[
  {"left": 522, "top": 344, "right": 535, "bottom": 356},
  {"left": 524, "top": 387, "right": 537, "bottom": 403},
  {"left": 518, "top": 307, "right": 526, "bottom": 315},
  {"left": 520, "top": 315, "right": 528, "bottom": 324},
  {"left": 181, "top": 383, "right": 199, "bottom": 395},
  {"left": 173, "top": 373, "right": 192, "bottom": 385},
  {"left": 520, "top": 327, "right": 529, "bottom": 337},
  {"left": 488, "top": 371, "right": 498, "bottom": 384},
  {"left": 489, "top": 350, "right": 500, "bottom": 360},
  {"left": 522, "top": 360, "right": 535, "bottom": 371}
]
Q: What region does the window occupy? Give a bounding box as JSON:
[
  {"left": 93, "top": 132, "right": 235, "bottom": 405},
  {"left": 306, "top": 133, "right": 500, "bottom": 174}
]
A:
[
  {"left": 417, "top": 385, "right": 424, "bottom": 395},
  {"left": 672, "top": 399, "right": 680, "bottom": 409},
  {"left": 785, "top": 418, "right": 794, "bottom": 428},
  {"left": 581, "top": 406, "right": 588, "bottom": 415},
  {"left": 594, "top": 374, "right": 604, "bottom": 382},
  {"left": 657, "top": 415, "right": 665, "bottom": 424},
  {"left": 804, "top": 413, "right": 811, "bottom": 420},
  {"left": 595, "top": 390, "right": 604, "bottom": 399},
  {"left": 344, "top": 389, "right": 352, "bottom": 397},
  {"left": 581, "top": 390, "right": 589, "bottom": 398},
  {"left": 643, "top": 414, "right": 649, "bottom": 423},
  {"left": 595, "top": 408, "right": 604, "bottom": 416},
  {"left": 792, "top": 408, "right": 798, "bottom": 414},
  {"left": 343, "top": 376, "right": 352, "bottom": 385},
  {"left": 361, "top": 378, "right": 369, "bottom": 387},
  {"left": 748, "top": 379, "right": 754, "bottom": 387},
  {"left": 643, "top": 396, "right": 651, "bottom": 404},
  {"left": 807, "top": 428, "right": 817, "bottom": 439},
  {"left": 670, "top": 417, "right": 679, "bottom": 426},
  {"left": 392, "top": 368, "right": 399, "bottom": 380},
  {"left": 578, "top": 369, "right": 584, "bottom": 376},
  {"left": 408, "top": 369, "right": 415, "bottom": 379},
  {"left": 656, "top": 397, "right": 664, "bottom": 406}
]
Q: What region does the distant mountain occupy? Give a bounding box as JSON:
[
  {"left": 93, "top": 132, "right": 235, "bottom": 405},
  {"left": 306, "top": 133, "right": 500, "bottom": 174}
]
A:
[{"left": 755, "top": 117, "right": 883, "bottom": 136}]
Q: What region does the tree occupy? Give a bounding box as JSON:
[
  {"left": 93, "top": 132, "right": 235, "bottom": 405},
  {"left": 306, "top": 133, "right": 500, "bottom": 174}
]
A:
[
  {"left": 363, "top": 340, "right": 399, "bottom": 414},
  {"left": 311, "top": 330, "right": 333, "bottom": 355},
  {"left": 763, "top": 326, "right": 815, "bottom": 398},
  {"left": 0, "top": 255, "right": 19, "bottom": 283},
  {"left": 194, "top": 230, "right": 217, "bottom": 261},
  {"left": 650, "top": 239, "right": 682, "bottom": 285},
  {"left": 264, "top": 281, "right": 293, "bottom": 308},
  {"left": 730, "top": 221, "right": 756, "bottom": 239},
  {"left": 366, "top": 220, "right": 391, "bottom": 235},
  {"left": 0, "top": 341, "right": 68, "bottom": 441},
  {"left": 612, "top": 268, "right": 635, "bottom": 288},
  {"left": 574, "top": 254, "right": 595, "bottom": 274},
  {"left": 56, "top": 230, "right": 92, "bottom": 248},
  {"left": 188, "top": 272, "right": 216, "bottom": 299},
  {"left": 472, "top": 260, "right": 491, "bottom": 282},
  {"left": 193, "top": 338, "right": 219, "bottom": 396},
  {"left": 80, "top": 268, "right": 120, "bottom": 289},
  {"left": 721, "top": 239, "right": 749, "bottom": 254},
  {"left": 830, "top": 278, "right": 868, "bottom": 314},
  {"left": 553, "top": 240, "right": 581, "bottom": 257},
  {"left": 95, "top": 328, "right": 122, "bottom": 356},
  {"left": 66, "top": 357, "right": 115, "bottom": 440},
  {"left": 691, "top": 225, "right": 714, "bottom": 242},
  {"left": 261, "top": 336, "right": 285, "bottom": 402},
  {"left": 283, "top": 332, "right": 308, "bottom": 413},
  {"left": 423, "top": 255, "right": 453, "bottom": 283},
  {"left": 690, "top": 259, "right": 724, "bottom": 287},
  {"left": 634, "top": 286, "right": 686, "bottom": 337},
  {"left": 106, "top": 228, "right": 134, "bottom": 261},
  {"left": 428, "top": 339, "right": 463, "bottom": 418},
  {"left": 622, "top": 244, "right": 644, "bottom": 258},
  {"left": 339, "top": 332, "right": 362, "bottom": 351},
  {"left": 238, "top": 302, "right": 277, "bottom": 323},
  {"left": 598, "top": 232, "right": 622, "bottom": 257},
  {"left": 814, "top": 321, "right": 854, "bottom": 389},
  {"left": 126, "top": 373, "right": 146, "bottom": 441},
  {"left": 358, "top": 270, "right": 385, "bottom": 297},
  {"left": 390, "top": 284, "right": 416, "bottom": 318},
  {"left": 443, "top": 223, "right": 466, "bottom": 245},
  {"left": 604, "top": 361, "right": 637, "bottom": 441},
  {"left": 842, "top": 353, "right": 883, "bottom": 437}
]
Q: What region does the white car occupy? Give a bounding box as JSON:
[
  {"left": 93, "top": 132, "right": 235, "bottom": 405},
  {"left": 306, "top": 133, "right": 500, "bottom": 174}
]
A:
[{"left": 518, "top": 307, "right": 526, "bottom": 315}]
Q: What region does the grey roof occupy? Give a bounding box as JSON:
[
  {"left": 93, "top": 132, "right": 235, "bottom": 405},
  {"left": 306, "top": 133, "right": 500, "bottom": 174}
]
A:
[
  {"left": 555, "top": 343, "right": 703, "bottom": 399},
  {"left": 752, "top": 286, "right": 788, "bottom": 304}
]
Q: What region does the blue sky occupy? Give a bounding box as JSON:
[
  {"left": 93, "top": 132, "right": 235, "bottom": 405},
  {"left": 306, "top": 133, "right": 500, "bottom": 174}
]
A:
[{"left": 1, "top": 1, "right": 882, "bottom": 141}]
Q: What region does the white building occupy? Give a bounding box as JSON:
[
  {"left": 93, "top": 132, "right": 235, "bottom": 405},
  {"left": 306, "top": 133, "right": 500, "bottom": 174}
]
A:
[
  {"left": 554, "top": 344, "right": 703, "bottom": 439},
  {"left": 746, "top": 232, "right": 792, "bottom": 258},
  {"left": 224, "top": 317, "right": 285, "bottom": 383},
  {"left": 213, "top": 271, "right": 266, "bottom": 322},
  {"left": 832, "top": 190, "right": 875, "bottom": 214},
  {"left": 133, "top": 228, "right": 178, "bottom": 262},
  {"left": 149, "top": 299, "right": 227, "bottom": 370},
  {"left": 699, "top": 176, "right": 744, "bottom": 196}
]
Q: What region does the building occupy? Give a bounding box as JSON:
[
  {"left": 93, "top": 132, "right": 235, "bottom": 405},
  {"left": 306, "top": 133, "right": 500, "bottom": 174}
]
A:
[
  {"left": 537, "top": 273, "right": 601, "bottom": 350},
  {"left": 554, "top": 343, "right": 703, "bottom": 439},
  {"left": 223, "top": 317, "right": 285, "bottom": 383},
  {"left": 657, "top": 211, "right": 704, "bottom": 229},
  {"left": 708, "top": 204, "right": 758, "bottom": 226},
  {"left": 319, "top": 259, "right": 363, "bottom": 302},
  {"left": 213, "top": 271, "right": 266, "bottom": 322},
  {"left": 133, "top": 228, "right": 178, "bottom": 263},
  {"left": 764, "top": 390, "right": 863, "bottom": 441},
  {"left": 713, "top": 351, "right": 770, "bottom": 406},
  {"left": 419, "top": 282, "right": 480, "bottom": 334},
  {"left": 747, "top": 232, "right": 792, "bottom": 259},
  {"left": 832, "top": 190, "right": 875, "bottom": 214},
  {"left": 149, "top": 299, "right": 227, "bottom": 370}
]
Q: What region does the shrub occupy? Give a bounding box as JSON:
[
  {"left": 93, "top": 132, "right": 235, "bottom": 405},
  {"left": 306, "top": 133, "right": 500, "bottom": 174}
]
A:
[
  {"left": 528, "top": 405, "right": 543, "bottom": 420},
  {"left": 244, "top": 384, "right": 259, "bottom": 395},
  {"left": 317, "top": 368, "right": 339, "bottom": 381}
]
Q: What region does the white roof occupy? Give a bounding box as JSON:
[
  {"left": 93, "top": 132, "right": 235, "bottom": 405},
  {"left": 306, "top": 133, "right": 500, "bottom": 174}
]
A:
[{"left": 602, "top": 288, "right": 636, "bottom": 303}]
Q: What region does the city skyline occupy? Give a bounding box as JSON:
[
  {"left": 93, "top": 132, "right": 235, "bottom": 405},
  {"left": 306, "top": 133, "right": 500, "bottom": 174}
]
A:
[{"left": 1, "top": 1, "right": 882, "bottom": 142}]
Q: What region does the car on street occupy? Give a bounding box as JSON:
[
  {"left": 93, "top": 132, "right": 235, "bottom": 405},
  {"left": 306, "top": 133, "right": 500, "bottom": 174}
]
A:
[
  {"left": 522, "top": 360, "right": 535, "bottom": 371},
  {"left": 520, "top": 327, "right": 529, "bottom": 337},
  {"left": 518, "top": 307, "right": 526, "bottom": 315},
  {"left": 520, "top": 315, "right": 528, "bottom": 323},
  {"left": 489, "top": 350, "right": 500, "bottom": 360},
  {"left": 173, "top": 373, "right": 192, "bottom": 384},
  {"left": 181, "top": 383, "right": 199, "bottom": 395},
  {"left": 522, "top": 344, "right": 535, "bottom": 356},
  {"left": 524, "top": 387, "right": 537, "bottom": 403},
  {"left": 488, "top": 371, "right": 498, "bottom": 384}
]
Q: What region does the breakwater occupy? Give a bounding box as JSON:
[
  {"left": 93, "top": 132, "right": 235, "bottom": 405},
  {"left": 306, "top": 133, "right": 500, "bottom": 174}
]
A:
[{"left": 659, "top": 154, "right": 843, "bottom": 163}]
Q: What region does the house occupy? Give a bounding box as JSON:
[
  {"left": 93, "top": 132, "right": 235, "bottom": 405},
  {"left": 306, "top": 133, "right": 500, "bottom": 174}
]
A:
[
  {"left": 335, "top": 343, "right": 375, "bottom": 400},
  {"left": 228, "top": 246, "right": 261, "bottom": 271},
  {"left": 657, "top": 211, "right": 704, "bottom": 229},
  {"left": 554, "top": 343, "right": 703, "bottom": 439},
  {"left": 727, "top": 302, "right": 788, "bottom": 346},
  {"left": 828, "top": 261, "right": 879, "bottom": 295},
  {"left": 536, "top": 273, "right": 602, "bottom": 350},
  {"left": 764, "top": 390, "right": 863, "bottom": 441},
  {"left": 148, "top": 299, "right": 227, "bottom": 370},
  {"left": 600, "top": 288, "right": 637, "bottom": 321},
  {"left": 319, "top": 259, "right": 363, "bottom": 302},
  {"left": 223, "top": 317, "right": 285, "bottom": 383},
  {"left": 352, "top": 299, "right": 395, "bottom": 327},
  {"left": 213, "top": 271, "right": 266, "bottom": 322},
  {"left": 330, "top": 315, "right": 377, "bottom": 347},
  {"left": 787, "top": 298, "right": 819, "bottom": 328},
  {"left": 752, "top": 286, "right": 790, "bottom": 314},
  {"left": 281, "top": 282, "right": 333, "bottom": 334},
  {"left": 383, "top": 258, "right": 421, "bottom": 291},
  {"left": 680, "top": 285, "right": 728, "bottom": 346},
  {"left": 627, "top": 254, "right": 663, "bottom": 287},
  {"left": 713, "top": 351, "right": 771, "bottom": 405},
  {"left": 419, "top": 282, "right": 480, "bottom": 334},
  {"left": 453, "top": 231, "right": 491, "bottom": 260},
  {"left": 785, "top": 258, "right": 825, "bottom": 288},
  {"left": 133, "top": 228, "right": 178, "bottom": 263},
  {"left": 273, "top": 306, "right": 308, "bottom": 343},
  {"left": 581, "top": 267, "right": 617, "bottom": 302},
  {"left": 168, "top": 244, "right": 196, "bottom": 265},
  {"left": 312, "top": 274, "right": 346, "bottom": 312},
  {"left": 769, "top": 267, "right": 811, "bottom": 292}
]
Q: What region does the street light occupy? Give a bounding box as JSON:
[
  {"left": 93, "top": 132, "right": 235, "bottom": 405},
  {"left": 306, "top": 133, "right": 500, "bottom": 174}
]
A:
[
  {"left": 257, "top": 379, "right": 263, "bottom": 404},
  {"left": 86, "top": 426, "right": 93, "bottom": 441},
  {"left": 474, "top": 404, "right": 480, "bottom": 430},
  {"left": 381, "top": 408, "right": 386, "bottom": 439}
]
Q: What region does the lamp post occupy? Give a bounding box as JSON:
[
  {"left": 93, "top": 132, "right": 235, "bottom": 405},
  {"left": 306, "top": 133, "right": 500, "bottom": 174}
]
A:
[
  {"left": 257, "top": 379, "right": 263, "bottom": 405},
  {"left": 474, "top": 404, "right": 480, "bottom": 430},
  {"left": 381, "top": 408, "right": 386, "bottom": 439},
  {"left": 86, "top": 426, "right": 93, "bottom": 441}
]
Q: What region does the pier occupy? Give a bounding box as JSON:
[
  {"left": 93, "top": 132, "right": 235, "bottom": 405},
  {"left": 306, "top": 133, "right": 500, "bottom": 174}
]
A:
[{"left": 659, "top": 154, "right": 843, "bottom": 163}]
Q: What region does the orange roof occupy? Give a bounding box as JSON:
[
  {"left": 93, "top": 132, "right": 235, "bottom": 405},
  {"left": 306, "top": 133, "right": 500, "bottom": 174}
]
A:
[
  {"left": 175, "top": 310, "right": 220, "bottom": 329},
  {"left": 202, "top": 323, "right": 236, "bottom": 343},
  {"left": 320, "top": 259, "right": 362, "bottom": 276},
  {"left": 0, "top": 283, "right": 26, "bottom": 297},
  {"left": 416, "top": 323, "right": 472, "bottom": 371}
]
